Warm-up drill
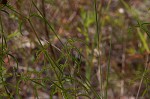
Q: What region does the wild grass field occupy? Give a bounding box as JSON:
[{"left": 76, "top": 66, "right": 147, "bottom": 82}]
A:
[{"left": 0, "top": 0, "right": 150, "bottom": 99}]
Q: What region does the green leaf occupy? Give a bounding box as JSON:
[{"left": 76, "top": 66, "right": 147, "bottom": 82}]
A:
[{"left": 7, "top": 30, "right": 20, "bottom": 41}]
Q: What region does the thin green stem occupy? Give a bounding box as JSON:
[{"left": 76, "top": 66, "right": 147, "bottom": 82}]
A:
[
  {"left": 105, "top": 35, "right": 112, "bottom": 99},
  {"left": 94, "top": 0, "right": 103, "bottom": 97}
]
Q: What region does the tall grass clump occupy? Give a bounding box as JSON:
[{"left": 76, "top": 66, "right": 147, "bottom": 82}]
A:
[
  {"left": 0, "top": 0, "right": 150, "bottom": 98},
  {"left": 121, "top": 0, "right": 150, "bottom": 98},
  {"left": 0, "top": 0, "right": 102, "bottom": 98}
]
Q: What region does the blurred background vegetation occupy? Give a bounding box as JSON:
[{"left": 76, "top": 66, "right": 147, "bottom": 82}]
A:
[{"left": 0, "top": 0, "right": 150, "bottom": 99}]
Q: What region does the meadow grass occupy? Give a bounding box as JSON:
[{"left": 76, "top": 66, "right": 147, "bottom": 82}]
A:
[{"left": 0, "top": 0, "right": 150, "bottom": 99}]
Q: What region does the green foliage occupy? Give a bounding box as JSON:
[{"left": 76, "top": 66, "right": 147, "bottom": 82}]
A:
[{"left": 0, "top": 0, "right": 150, "bottom": 98}]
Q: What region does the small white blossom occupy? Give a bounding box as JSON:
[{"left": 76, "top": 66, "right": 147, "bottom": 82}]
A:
[{"left": 118, "top": 8, "right": 124, "bottom": 14}]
